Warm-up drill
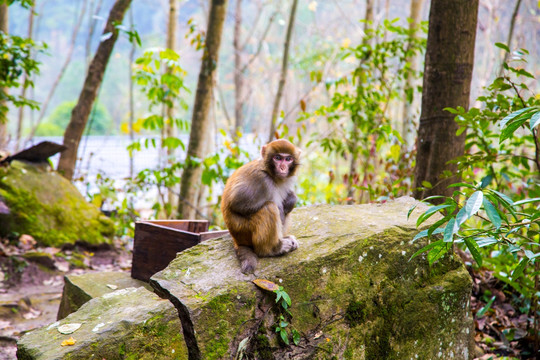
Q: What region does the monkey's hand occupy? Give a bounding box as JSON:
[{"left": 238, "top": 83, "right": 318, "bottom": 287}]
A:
[{"left": 282, "top": 191, "right": 297, "bottom": 216}]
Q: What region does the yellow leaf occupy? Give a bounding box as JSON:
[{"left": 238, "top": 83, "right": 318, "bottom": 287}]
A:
[
  {"left": 342, "top": 38, "right": 351, "bottom": 48},
  {"left": 308, "top": 1, "right": 318, "bottom": 12},
  {"left": 120, "top": 122, "right": 129, "bottom": 134},
  {"left": 252, "top": 279, "right": 279, "bottom": 292},
  {"left": 61, "top": 337, "right": 76, "bottom": 346}
]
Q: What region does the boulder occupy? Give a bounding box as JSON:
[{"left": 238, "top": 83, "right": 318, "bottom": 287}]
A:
[
  {"left": 0, "top": 160, "right": 114, "bottom": 247},
  {"left": 57, "top": 271, "right": 151, "bottom": 320},
  {"left": 17, "top": 287, "right": 184, "bottom": 360},
  {"left": 17, "top": 198, "right": 474, "bottom": 359}
]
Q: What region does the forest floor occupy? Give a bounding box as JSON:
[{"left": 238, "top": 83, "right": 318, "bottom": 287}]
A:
[{"left": 0, "top": 236, "right": 537, "bottom": 360}]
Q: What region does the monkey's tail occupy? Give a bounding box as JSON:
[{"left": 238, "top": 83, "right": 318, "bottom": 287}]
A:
[{"left": 236, "top": 246, "right": 258, "bottom": 274}]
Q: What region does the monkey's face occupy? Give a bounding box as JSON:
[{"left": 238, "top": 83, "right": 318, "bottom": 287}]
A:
[{"left": 273, "top": 153, "right": 294, "bottom": 178}]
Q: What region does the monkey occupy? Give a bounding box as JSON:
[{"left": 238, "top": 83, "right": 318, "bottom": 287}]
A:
[{"left": 221, "top": 139, "right": 301, "bottom": 274}]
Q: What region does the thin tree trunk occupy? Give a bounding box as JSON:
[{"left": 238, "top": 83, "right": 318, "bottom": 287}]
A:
[
  {"left": 165, "top": 0, "right": 178, "bottom": 213},
  {"left": 128, "top": 5, "right": 135, "bottom": 179},
  {"left": 233, "top": 0, "right": 243, "bottom": 139},
  {"left": 24, "top": 0, "right": 87, "bottom": 147},
  {"left": 267, "top": 0, "right": 298, "bottom": 143},
  {"left": 178, "top": 0, "right": 228, "bottom": 220},
  {"left": 400, "top": 0, "right": 425, "bottom": 151},
  {"left": 413, "top": 0, "right": 479, "bottom": 200},
  {"left": 86, "top": 0, "right": 104, "bottom": 70},
  {"left": 57, "top": 0, "right": 132, "bottom": 180},
  {"left": 0, "top": 3, "right": 9, "bottom": 150},
  {"left": 346, "top": 0, "right": 373, "bottom": 203},
  {"left": 15, "top": 2, "right": 35, "bottom": 151},
  {"left": 498, "top": 0, "right": 522, "bottom": 77}
]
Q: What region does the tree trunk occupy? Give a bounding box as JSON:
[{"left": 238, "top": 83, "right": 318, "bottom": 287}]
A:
[
  {"left": 346, "top": 0, "right": 373, "bottom": 203},
  {"left": 232, "top": 0, "right": 243, "bottom": 139},
  {"left": 0, "top": 3, "right": 8, "bottom": 150},
  {"left": 165, "top": 0, "right": 178, "bottom": 212},
  {"left": 178, "top": 0, "right": 228, "bottom": 219},
  {"left": 400, "top": 0, "right": 425, "bottom": 151},
  {"left": 128, "top": 5, "right": 135, "bottom": 179},
  {"left": 267, "top": 0, "right": 298, "bottom": 143},
  {"left": 15, "top": 2, "right": 35, "bottom": 152},
  {"left": 498, "top": 0, "right": 522, "bottom": 77},
  {"left": 24, "top": 0, "right": 86, "bottom": 148},
  {"left": 413, "top": 0, "right": 479, "bottom": 200},
  {"left": 57, "top": 0, "right": 132, "bottom": 180}
]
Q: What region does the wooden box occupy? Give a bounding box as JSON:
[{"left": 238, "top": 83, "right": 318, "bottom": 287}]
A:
[{"left": 131, "top": 220, "right": 229, "bottom": 282}]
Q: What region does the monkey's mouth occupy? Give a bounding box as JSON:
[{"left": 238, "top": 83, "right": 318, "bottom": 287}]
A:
[{"left": 276, "top": 169, "right": 288, "bottom": 178}]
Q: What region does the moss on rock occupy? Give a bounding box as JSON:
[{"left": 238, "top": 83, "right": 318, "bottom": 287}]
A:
[{"left": 0, "top": 160, "right": 114, "bottom": 247}]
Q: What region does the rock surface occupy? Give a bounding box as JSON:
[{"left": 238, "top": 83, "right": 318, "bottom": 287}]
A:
[
  {"left": 56, "top": 271, "right": 151, "bottom": 320},
  {"left": 17, "top": 198, "right": 474, "bottom": 359},
  {"left": 0, "top": 160, "right": 114, "bottom": 247}
]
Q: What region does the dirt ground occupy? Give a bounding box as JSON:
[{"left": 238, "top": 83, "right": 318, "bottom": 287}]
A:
[{"left": 0, "top": 237, "right": 131, "bottom": 360}]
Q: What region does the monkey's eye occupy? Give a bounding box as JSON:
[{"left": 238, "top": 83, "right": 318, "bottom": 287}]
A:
[
  {"left": 285, "top": 156, "right": 293, "bottom": 162},
  {"left": 273, "top": 155, "right": 282, "bottom": 161}
]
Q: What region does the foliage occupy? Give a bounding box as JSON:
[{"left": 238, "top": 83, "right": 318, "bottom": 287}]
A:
[
  {"left": 412, "top": 44, "right": 540, "bottom": 354},
  {"left": 0, "top": 30, "right": 45, "bottom": 122},
  {"left": 298, "top": 19, "right": 426, "bottom": 204},
  {"left": 273, "top": 285, "right": 300, "bottom": 346},
  {"left": 35, "top": 100, "right": 113, "bottom": 136}
]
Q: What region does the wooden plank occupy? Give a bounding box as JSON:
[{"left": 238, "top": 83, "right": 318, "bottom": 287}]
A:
[
  {"left": 143, "top": 220, "right": 208, "bottom": 233},
  {"left": 131, "top": 222, "right": 201, "bottom": 282}
]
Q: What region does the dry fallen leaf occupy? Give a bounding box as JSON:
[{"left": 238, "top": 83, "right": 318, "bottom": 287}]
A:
[
  {"left": 252, "top": 279, "right": 279, "bottom": 292},
  {"left": 61, "top": 337, "right": 76, "bottom": 346}
]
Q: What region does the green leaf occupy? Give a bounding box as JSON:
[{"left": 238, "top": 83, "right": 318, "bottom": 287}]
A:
[
  {"left": 482, "top": 198, "right": 502, "bottom": 229},
  {"left": 416, "top": 204, "right": 452, "bottom": 227},
  {"left": 292, "top": 329, "right": 301, "bottom": 346},
  {"left": 409, "top": 239, "right": 443, "bottom": 261},
  {"left": 456, "top": 191, "right": 483, "bottom": 226},
  {"left": 427, "top": 241, "right": 451, "bottom": 265},
  {"left": 499, "top": 107, "right": 533, "bottom": 129},
  {"left": 495, "top": 42, "right": 510, "bottom": 52},
  {"left": 412, "top": 228, "right": 444, "bottom": 243},
  {"left": 443, "top": 218, "right": 457, "bottom": 242},
  {"left": 511, "top": 258, "right": 529, "bottom": 279},
  {"left": 280, "top": 329, "right": 289, "bottom": 345},
  {"left": 464, "top": 238, "right": 482, "bottom": 266},
  {"left": 476, "top": 295, "right": 495, "bottom": 318},
  {"left": 475, "top": 237, "right": 498, "bottom": 247},
  {"left": 489, "top": 189, "right": 514, "bottom": 205},
  {"left": 530, "top": 111, "right": 540, "bottom": 131},
  {"left": 513, "top": 197, "right": 540, "bottom": 206}
]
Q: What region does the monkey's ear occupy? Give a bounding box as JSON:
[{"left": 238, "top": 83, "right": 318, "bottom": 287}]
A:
[
  {"left": 296, "top": 148, "right": 302, "bottom": 158},
  {"left": 261, "top": 144, "right": 268, "bottom": 158}
]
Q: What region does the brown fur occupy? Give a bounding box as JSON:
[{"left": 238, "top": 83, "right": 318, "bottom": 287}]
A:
[{"left": 221, "top": 139, "right": 301, "bottom": 274}]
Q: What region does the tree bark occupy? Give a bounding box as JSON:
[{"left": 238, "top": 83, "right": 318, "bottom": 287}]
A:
[
  {"left": 15, "top": 2, "right": 35, "bottom": 151},
  {"left": 57, "top": 0, "right": 132, "bottom": 180},
  {"left": 232, "top": 0, "right": 243, "bottom": 138},
  {"left": 165, "top": 0, "right": 178, "bottom": 215},
  {"left": 178, "top": 0, "right": 228, "bottom": 219},
  {"left": 24, "top": 0, "right": 86, "bottom": 147},
  {"left": 267, "top": 0, "right": 298, "bottom": 143},
  {"left": 400, "top": 0, "right": 425, "bottom": 151},
  {"left": 413, "top": 0, "right": 479, "bottom": 200},
  {"left": 498, "top": 0, "right": 522, "bottom": 77},
  {"left": 0, "top": 3, "right": 8, "bottom": 150}
]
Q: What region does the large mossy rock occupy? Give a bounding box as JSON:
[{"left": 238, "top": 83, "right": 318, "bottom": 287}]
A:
[
  {"left": 0, "top": 160, "right": 114, "bottom": 247},
  {"left": 17, "top": 198, "right": 474, "bottom": 360}
]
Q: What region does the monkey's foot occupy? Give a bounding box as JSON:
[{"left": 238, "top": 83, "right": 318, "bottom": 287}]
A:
[{"left": 280, "top": 235, "right": 298, "bottom": 253}]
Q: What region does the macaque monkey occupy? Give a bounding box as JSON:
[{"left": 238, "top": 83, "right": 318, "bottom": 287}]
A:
[{"left": 221, "top": 139, "right": 301, "bottom": 274}]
